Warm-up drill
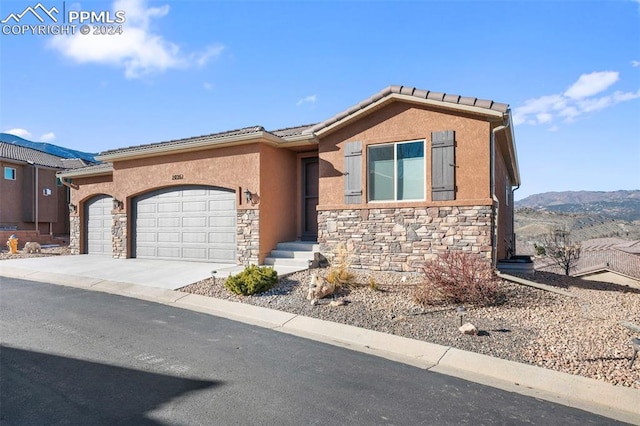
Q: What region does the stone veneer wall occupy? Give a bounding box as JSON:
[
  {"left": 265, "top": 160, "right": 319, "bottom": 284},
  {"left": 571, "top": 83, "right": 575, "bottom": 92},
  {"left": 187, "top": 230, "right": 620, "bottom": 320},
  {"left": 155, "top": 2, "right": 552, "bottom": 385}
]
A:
[
  {"left": 237, "top": 209, "right": 259, "bottom": 265},
  {"left": 69, "top": 215, "right": 80, "bottom": 255},
  {"left": 318, "top": 206, "right": 493, "bottom": 272},
  {"left": 112, "top": 212, "right": 127, "bottom": 259}
]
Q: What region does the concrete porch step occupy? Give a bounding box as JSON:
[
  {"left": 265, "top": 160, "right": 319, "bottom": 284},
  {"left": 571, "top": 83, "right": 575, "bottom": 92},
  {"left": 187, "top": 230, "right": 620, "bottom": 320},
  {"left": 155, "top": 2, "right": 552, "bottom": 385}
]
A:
[
  {"left": 275, "top": 241, "right": 320, "bottom": 252},
  {"left": 262, "top": 240, "right": 319, "bottom": 273}
]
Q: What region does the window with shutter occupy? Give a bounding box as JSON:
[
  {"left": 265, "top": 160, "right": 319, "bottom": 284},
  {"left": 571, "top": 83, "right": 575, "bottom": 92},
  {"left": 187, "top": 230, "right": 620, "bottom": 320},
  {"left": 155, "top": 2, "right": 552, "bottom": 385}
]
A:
[
  {"left": 367, "top": 140, "right": 425, "bottom": 202},
  {"left": 344, "top": 141, "right": 362, "bottom": 204},
  {"left": 431, "top": 130, "right": 455, "bottom": 201}
]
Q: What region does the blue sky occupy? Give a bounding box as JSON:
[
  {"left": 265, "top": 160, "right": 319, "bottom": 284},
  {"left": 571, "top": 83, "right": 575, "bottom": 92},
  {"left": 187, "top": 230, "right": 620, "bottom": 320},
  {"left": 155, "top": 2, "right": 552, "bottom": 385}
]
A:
[{"left": 1, "top": 0, "right": 638, "bottom": 200}]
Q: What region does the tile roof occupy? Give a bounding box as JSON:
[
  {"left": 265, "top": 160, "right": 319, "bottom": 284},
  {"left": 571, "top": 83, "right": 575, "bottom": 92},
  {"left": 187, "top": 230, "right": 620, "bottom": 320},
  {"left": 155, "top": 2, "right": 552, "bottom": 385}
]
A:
[
  {"left": 537, "top": 238, "right": 640, "bottom": 280},
  {"left": 0, "top": 142, "right": 68, "bottom": 168},
  {"left": 99, "top": 126, "right": 267, "bottom": 157},
  {"left": 56, "top": 162, "right": 114, "bottom": 178},
  {"left": 271, "top": 124, "right": 317, "bottom": 138},
  {"left": 304, "top": 85, "right": 510, "bottom": 135}
]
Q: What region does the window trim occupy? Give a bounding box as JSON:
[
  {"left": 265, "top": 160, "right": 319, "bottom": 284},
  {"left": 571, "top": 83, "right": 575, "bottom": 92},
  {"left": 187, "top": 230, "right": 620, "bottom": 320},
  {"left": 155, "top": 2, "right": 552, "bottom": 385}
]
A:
[
  {"left": 367, "top": 139, "right": 426, "bottom": 203},
  {"left": 4, "top": 167, "right": 16, "bottom": 181}
]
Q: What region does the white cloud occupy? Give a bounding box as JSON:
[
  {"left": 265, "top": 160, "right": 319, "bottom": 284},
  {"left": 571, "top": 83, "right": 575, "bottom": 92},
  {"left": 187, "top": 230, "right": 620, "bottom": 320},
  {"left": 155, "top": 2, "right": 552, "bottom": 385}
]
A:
[
  {"left": 513, "top": 71, "right": 639, "bottom": 128},
  {"left": 40, "top": 132, "right": 56, "bottom": 142},
  {"left": 632, "top": 60, "right": 640, "bottom": 67},
  {"left": 4, "top": 128, "right": 32, "bottom": 139},
  {"left": 564, "top": 71, "right": 618, "bottom": 99},
  {"left": 193, "top": 44, "right": 225, "bottom": 67},
  {"left": 48, "top": 0, "right": 224, "bottom": 79},
  {"left": 296, "top": 95, "right": 317, "bottom": 106},
  {"left": 547, "top": 125, "right": 559, "bottom": 132}
]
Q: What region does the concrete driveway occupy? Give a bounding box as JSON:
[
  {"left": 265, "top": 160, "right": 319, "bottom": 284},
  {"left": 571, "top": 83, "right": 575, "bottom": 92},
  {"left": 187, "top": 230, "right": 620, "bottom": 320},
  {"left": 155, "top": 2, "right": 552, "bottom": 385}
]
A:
[{"left": 0, "top": 255, "right": 245, "bottom": 290}]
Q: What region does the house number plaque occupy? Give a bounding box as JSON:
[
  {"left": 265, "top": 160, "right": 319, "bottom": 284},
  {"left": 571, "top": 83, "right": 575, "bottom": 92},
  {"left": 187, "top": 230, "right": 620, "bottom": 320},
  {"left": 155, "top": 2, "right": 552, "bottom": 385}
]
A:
[{"left": 172, "top": 174, "right": 184, "bottom": 180}]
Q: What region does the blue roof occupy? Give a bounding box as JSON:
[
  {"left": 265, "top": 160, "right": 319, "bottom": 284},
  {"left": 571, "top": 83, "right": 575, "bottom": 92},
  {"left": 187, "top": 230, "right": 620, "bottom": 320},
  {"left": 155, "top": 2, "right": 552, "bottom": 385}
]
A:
[{"left": 0, "top": 133, "right": 97, "bottom": 163}]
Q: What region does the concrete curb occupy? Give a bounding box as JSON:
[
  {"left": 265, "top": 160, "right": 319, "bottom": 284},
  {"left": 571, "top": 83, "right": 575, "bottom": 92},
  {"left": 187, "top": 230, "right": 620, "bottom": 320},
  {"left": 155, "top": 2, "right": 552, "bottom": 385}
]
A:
[
  {"left": 497, "top": 271, "right": 577, "bottom": 297},
  {"left": 1, "top": 266, "right": 638, "bottom": 423}
]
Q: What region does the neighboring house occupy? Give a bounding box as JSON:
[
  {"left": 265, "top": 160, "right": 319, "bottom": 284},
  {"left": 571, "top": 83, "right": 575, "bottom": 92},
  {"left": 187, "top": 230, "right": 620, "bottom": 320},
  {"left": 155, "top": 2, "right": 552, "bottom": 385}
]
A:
[
  {"left": 57, "top": 85, "right": 520, "bottom": 272},
  {"left": 535, "top": 238, "right": 640, "bottom": 287},
  {"left": 0, "top": 141, "right": 89, "bottom": 243}
]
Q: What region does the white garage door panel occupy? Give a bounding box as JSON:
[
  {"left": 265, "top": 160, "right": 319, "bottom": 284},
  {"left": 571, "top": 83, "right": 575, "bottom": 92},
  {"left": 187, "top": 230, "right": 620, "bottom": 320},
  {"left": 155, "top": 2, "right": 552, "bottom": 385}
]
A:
[
  {"left": 86, "top": 196, "right": 112, "bottom": 255},
  {"left": 158, "top": 217, "right": 180, "bottom": 227},
  {"left": 135, "top": 187, "right": 236, "bottom": 262},
  {"left": 183, "top": 217, "right": 207, "bottom": 227}
]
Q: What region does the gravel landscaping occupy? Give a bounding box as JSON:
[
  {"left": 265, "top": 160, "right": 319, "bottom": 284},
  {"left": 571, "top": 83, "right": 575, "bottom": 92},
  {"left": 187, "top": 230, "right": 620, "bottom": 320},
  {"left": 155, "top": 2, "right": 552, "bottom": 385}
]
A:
[
  {"left": 2, "top": 247, "right": 639, "bottom": 390},
  {"left": 181, "top": 268, "right": 640, "bottom": 390}
]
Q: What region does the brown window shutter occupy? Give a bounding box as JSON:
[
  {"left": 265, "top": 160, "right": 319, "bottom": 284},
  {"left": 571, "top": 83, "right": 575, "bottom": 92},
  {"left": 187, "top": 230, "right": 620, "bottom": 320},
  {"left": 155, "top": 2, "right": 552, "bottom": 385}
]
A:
[
  {"left": 344, "top": 141, "right": 362, "bottom": 204},
  {"left": 431, "top": 130, "right": 455, "bottom": 201}
]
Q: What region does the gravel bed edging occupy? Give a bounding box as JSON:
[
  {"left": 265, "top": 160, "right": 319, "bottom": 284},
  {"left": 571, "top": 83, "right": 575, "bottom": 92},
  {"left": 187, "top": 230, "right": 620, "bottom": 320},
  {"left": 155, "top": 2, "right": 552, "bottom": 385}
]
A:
[{"left": 181, "top": 268, "right": 640, "bottom": 390}]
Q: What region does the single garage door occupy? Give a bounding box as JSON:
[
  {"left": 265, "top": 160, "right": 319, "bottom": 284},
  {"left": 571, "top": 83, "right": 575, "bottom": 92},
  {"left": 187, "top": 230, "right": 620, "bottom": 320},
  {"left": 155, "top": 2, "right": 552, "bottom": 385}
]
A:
[
  {"left": 86, "top": 195, "right": 113, "bottom": 255},
  {"left": 133, "top": 186, "right": 236, "bottom": 262}
]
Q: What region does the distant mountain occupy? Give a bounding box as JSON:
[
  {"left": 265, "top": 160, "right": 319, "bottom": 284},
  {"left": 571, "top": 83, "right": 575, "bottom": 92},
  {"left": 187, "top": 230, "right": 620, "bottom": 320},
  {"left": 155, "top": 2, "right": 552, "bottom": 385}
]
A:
[
  {"left": 516, "top": 190, "right": 640, "bottom": 221},
  {"left": 0, "top": 133, "right": 97, "bottom": 164}
]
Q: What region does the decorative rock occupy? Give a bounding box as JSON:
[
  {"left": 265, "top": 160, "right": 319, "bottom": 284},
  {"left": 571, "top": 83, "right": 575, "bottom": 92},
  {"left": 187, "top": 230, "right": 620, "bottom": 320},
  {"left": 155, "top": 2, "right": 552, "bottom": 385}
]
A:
[
  {"left": 23, "top": 241, "right": 42, "bottom": 254},
  {"left": 306, "top": 273, "right": 336, "bottom": 300},
  {"left": 459, "top": 322, "right": 478, "bottom": 335},
  {"left": 329, "top": 299, "right": 347, "bottom": 307}
]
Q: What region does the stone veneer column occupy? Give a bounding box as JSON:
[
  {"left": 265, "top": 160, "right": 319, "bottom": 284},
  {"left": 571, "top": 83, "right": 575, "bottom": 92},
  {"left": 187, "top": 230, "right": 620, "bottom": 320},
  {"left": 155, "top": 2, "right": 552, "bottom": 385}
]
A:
[
  {"left": 237, "top": 209, "right": 259, "bottom": 265},
  {"left": 112, "top": 213, "right": 127, "bottom": 259},
  {"left": 317, "top": 206, "right": 493, "bottom": 272},
  {"left": 69, "top": 215, "right": 80, "bottom": 255}
]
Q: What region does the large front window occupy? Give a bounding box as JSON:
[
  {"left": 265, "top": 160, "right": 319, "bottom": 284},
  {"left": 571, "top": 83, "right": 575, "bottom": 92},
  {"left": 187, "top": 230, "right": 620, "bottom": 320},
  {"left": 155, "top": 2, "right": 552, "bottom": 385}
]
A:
[{"left": 368, "top": 140, "right": 424, "bottom": 201}]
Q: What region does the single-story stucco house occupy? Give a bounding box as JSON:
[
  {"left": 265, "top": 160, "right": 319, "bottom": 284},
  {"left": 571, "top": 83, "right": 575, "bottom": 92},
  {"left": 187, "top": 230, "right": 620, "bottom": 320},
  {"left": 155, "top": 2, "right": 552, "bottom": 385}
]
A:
[{"left": 57, "top": 85, "right": 520, "bottom": 272}]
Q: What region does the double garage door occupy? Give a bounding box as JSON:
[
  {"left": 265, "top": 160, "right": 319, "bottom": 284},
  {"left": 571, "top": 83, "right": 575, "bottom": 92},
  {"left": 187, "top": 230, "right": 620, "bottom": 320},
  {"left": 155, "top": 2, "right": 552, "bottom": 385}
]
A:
[{"left": 85, "top": 187, "right": 237, "bottom": 262}]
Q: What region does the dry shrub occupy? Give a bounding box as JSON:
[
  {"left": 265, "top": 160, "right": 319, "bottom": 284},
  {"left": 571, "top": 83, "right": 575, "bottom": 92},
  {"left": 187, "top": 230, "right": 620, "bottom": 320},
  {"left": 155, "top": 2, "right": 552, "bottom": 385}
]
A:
[
  {"left": 325, "top": 243, "right": 357, "bottom": 289},
  {"left": 414, "top": 251, "right": 501, "bottom": 307}
]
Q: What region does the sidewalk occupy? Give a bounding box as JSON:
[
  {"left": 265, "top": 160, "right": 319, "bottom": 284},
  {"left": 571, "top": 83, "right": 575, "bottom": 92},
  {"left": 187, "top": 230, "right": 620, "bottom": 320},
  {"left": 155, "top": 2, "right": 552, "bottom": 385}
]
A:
[{"left": 1, "top": 257, "right": 638, "bottom": 424}]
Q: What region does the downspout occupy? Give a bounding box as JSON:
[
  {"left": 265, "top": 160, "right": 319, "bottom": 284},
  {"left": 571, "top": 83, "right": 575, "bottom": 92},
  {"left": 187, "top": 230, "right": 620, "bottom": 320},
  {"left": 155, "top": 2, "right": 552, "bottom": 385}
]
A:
[
  {"left": 27, "top": 161, "right": 39, "bottom": 233},
  {"left": 491, "top": 119, "right": 510, "bottom": 266},
  {"left": 511, "top": 184, "right": 520, "bottom": 256}
]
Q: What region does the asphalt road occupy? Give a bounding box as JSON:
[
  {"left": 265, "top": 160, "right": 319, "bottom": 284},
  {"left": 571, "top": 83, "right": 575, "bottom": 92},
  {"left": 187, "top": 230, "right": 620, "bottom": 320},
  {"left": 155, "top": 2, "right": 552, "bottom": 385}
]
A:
[{"left": 0, "top": 277, "right": 626, "bottom": 425}]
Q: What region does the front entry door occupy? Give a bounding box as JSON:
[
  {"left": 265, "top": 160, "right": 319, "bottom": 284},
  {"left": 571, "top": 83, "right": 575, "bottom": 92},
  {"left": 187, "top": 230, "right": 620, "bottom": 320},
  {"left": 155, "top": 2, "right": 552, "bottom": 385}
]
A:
[{"left": 302, "top": 158, "right": 319, "bottom": 240}]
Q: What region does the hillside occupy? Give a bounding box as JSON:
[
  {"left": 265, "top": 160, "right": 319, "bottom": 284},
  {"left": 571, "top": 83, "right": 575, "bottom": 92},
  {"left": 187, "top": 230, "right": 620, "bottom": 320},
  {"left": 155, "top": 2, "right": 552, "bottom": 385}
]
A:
[
  {"left": 514, "top": 190, "right": 640, "bottom": 253},
  {"left": 0, "top": 133, "right": 97, "bottom": 163},
  {"left": 516, "top": 190, "right": 640, "bottom": 221}
]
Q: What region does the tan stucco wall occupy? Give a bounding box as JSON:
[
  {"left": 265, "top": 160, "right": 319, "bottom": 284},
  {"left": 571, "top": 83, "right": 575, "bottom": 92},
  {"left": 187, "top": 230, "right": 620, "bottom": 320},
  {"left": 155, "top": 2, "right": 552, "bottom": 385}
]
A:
[
  {"left": 258, "top": 144, "right": 298, "bottom": 260},
  {"left": 494, "top": 137, "right": 513, "bottom": 260},
  {"left": 318, "top": 102, "right": 492, "bottom": 209},
  {"left": 110, "top": 144, "right": 260, "bottom": 205}
]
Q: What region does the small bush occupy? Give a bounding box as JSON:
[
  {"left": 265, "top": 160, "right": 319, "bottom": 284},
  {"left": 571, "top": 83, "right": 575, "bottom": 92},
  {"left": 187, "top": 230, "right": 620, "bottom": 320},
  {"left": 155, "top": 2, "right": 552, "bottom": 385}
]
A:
[
  {"left": 414, "top": 251, "right": 501, "bottom": 307},
  {"left": 224, "top": 265, "right": 278, "bottom": 296}
]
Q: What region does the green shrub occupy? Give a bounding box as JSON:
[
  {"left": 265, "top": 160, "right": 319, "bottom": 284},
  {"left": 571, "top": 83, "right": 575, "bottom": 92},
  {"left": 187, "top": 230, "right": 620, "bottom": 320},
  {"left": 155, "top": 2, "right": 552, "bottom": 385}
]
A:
[{"left": 224, "top": 265, "right": 278, "bottom": 295}]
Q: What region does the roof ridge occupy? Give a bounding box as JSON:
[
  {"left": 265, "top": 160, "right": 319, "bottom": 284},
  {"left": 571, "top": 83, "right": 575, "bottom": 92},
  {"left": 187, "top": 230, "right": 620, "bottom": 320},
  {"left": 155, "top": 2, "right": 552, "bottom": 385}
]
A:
[{"left": 304, "top": 85, "right": 510, "bottom": 135}]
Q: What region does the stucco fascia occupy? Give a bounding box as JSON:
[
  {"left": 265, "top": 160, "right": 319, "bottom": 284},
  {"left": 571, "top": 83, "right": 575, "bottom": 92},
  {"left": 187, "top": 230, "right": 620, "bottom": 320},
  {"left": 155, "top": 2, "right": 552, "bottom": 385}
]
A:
[{"left": 96, "top": 132, "right": 284, "bottom": 162}]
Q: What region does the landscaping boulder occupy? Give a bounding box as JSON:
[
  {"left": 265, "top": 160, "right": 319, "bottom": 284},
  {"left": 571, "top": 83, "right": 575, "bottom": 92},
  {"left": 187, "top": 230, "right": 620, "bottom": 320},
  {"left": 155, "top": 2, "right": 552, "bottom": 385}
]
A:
[
  {"left": 23, "top": 242, "right": 42, "bottom": 254},
  {"left": 459, "top": 322, "right": 478, "bottom": 335},
  {"left": 307, "top": 273, "right": 336, "bottom": 300}
]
